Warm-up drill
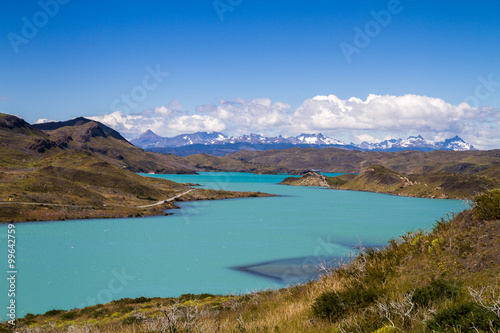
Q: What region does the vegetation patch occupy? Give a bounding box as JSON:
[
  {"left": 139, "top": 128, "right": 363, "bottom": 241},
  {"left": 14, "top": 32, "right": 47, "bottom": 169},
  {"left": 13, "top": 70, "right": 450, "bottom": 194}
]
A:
[
  {"left": 427, "top": 302, "right": 500, "bottom": 332},
  {"left": 473, "top": 188, "right": 500, "bottom": 220},
  {"left": 411, "top": 278, "right": 460, "bottom": 308}
]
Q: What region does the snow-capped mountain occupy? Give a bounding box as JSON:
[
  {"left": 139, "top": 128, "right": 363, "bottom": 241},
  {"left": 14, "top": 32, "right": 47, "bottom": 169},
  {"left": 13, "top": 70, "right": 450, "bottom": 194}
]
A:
[
  {"left": 132, "top": 131, "right": 227, "bottom": 148},
  {"left": 132, "top": 131, "right": 347, "bottom": 149},
  {"left": 359, "top": 135, "right": 436, "bottom": 151},
  {"left": 436, "top": 136, "right": 476, "bottom": 151},
  {"left": 359, "top": 135, "right": 476, "bottom": 152},
  {"left": 292, "top": 133, "right": 345, "bottom": 145},
  {"left": 131, "top": 130, "right": 476, "bottom": 152}
]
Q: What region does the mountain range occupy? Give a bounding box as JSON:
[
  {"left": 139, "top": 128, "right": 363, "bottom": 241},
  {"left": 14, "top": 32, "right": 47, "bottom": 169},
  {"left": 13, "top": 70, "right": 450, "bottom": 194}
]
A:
[{"left": 131, "top": 130, "right": 476, "bottom": 155}]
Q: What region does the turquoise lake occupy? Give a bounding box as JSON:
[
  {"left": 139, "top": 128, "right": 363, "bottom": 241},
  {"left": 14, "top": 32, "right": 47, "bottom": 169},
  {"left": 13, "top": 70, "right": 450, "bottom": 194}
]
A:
[{"left": 0, "top": 172, "right": 466, "bottom": 319}]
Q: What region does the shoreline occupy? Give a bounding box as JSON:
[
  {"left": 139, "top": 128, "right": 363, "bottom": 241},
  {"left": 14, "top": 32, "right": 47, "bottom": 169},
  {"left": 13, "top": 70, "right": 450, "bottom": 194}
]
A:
[{"left": 0, "top": 189, "right": 275, "bottom": 223}]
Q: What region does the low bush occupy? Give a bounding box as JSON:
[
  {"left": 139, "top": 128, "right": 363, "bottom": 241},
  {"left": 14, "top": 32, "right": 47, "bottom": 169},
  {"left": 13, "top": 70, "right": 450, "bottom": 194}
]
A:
[
  {"left": 412, "top": 278, "right": 460, "bottom": 307},
  {"left": 473, "top": 189, "right": 500, "bottom": 220},
  {"left": 61, "top": 311, "right": 78, "bottom": 320},
  {"left": 178, "top": 293, "right": 215, "bottom": 302},
  {"left": 427, "top": 302, "right": 500, "bottom": 331},
  {"left": 312, "top": 284, "right": 379, "bottom": 322},
  {"left": 43, "top": 309, "right": 64, "bottom": 316}
]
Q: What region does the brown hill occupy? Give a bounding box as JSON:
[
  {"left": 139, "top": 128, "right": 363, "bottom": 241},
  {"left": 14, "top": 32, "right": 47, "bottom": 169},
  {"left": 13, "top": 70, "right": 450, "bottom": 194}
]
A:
[
  {"left": 229, "top": 147, "right": 500, "bottom": 180},
  {"left": 328, "top": 165, "right": 496, "bottom": 199},
  {"left": 31, "top": 117, "right": 199, "bottom": 174},
  {"left": 0, "top": 113, "right": 271, "bottom": 222},
  {"left": 231, "top": 148, "right": 499, "bottom": 199}
]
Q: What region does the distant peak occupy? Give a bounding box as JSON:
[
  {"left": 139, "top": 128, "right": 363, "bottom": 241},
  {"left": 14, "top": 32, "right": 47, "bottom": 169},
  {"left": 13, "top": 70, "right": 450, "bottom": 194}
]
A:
[{"left": 144, "top": 129, "right": 159, "bottom": 136}]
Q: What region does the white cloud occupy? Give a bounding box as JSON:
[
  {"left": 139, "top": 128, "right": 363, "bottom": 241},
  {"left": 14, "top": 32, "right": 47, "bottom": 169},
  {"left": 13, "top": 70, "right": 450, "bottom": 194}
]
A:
[
  {"left": 292, "top": 94, "right": 499, "bottom": 149},
  {"left": 87, "top": 95, "right": 499, "bottom": 149},
  {"left": 34, "top": 118, "right": 57, "bottom": 124},
  {"left": 202, "top": 98, "right": 292, "bottom": 136},
  {"left": 89, "top": 101, "right": 186, "bottom": 138},
  {"left": 167, "top": 115, "right": 226, "bottom": 134}
]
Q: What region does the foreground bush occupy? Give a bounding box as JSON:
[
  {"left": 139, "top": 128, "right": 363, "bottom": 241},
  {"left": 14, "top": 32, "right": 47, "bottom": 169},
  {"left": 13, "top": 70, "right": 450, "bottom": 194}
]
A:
[
  {"left": 427, "top": 302, "right": 500, "bottom": 332},
  {"left": 412, "top": 278, "right": 460, "bottom": 308},
  {"left": 312, "top": 283, "right": 379, "bottom": 322},
  {"left": 473, "top": 189, "right": 500, "bottom": 220}
]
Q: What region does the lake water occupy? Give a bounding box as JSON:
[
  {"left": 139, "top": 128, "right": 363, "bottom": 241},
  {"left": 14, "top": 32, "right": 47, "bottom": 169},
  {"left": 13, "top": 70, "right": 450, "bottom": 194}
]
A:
[{"left": 0, "top": 172, "right": 466, "bottom": 318}]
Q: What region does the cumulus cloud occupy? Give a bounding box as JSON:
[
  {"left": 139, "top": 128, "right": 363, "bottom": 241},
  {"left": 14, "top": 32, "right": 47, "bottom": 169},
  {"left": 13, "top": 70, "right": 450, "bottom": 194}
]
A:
[
  {"left": 88, "top": 100, "right": 225, "bottom": 139},
  {"left": 199, "top": 98, "right": 292, "bottom": 136},
  {"left": 168, "top": 115, "right": 226, "bottom": 134},
  {"left": 34, "top": 118, "right": 57, "bottom": 124},
  {"left": 291, "top": 94, "right": 499, "bottom": 149},
  {"left": 89, "top": 101, "right": 184, "bottom": 138},
  {"left": 86, "top": 95, "right": 499, "bottom": 149}
]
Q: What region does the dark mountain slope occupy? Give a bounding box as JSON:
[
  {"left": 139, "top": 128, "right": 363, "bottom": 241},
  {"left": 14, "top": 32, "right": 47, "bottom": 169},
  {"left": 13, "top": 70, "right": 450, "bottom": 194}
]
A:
[
  {"left": 33, "top": 117, "right": 198, "bottom": 174},
  {"left": 33, "top": 117, "right": 128, "bottom": 141}
]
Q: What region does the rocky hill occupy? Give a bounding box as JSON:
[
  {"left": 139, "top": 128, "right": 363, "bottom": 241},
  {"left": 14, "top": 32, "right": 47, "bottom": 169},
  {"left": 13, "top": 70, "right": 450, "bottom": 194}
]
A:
[
  {"left": 280, "top": 171, "right": 330, "bottom": 187},
  {"left": 0, "top": 113, "right": 270, "bottom": 222}
]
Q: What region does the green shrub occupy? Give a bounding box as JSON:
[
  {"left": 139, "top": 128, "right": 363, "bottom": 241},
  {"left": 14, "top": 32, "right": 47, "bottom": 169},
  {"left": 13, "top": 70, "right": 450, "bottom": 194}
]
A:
[
  {"left": 427, "top": 302, "right": 500, "bottom": 331},
  {"left": 133, "top": 296, "right": 151, "bottom": 303},
  {"left": 473, "top": 189, "right": 500, "bottom": 220},
  {"left": 61, "top": 311, "right": 78, "bottom": 320},
  {"left": 312, "top": 284, "right": 379, "bottom": 322},
  {"left": 113, "top": 297, "right": 134, "bottom": 305},
  {"left": 24, "top": 313, "right": 36, "bottom": 320},
  {"left": 43, "top": 309, "right": 64, "bottom": 316},
  {"left": 178, "top": 293, "right": 215, "bottom": 302},
  {"left": 372, "top": 326, "right": 398, "bottom": 333},
  {"left": 412, "top": 278, "right": 459, "bottom": 307}
]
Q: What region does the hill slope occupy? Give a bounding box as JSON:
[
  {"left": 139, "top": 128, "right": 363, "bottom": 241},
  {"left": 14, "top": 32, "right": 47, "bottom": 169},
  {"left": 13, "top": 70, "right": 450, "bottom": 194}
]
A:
[
  {"left": 0, "top": 114, "right": 271, "bottom": 222},
  {"left": 281, "top": 165, "right": 497, "bottom": 199},
  {"left": 32, "top": 117, "right": 200, "bottom": 174},
  {"left": 229, "top": 147, "right": 500, "bottom": 176},
  {"left": 227, "top": 147, "right": 500, "bottom": 199}
]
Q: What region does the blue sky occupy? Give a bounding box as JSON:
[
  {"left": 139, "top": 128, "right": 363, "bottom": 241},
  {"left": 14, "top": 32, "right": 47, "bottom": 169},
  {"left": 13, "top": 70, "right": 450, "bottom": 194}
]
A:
[{"left": 1, "top": 0, "right": 499, "bottom": 148}]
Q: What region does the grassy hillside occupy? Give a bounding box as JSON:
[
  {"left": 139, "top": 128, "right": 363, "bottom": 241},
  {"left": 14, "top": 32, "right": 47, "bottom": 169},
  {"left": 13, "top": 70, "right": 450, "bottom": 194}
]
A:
[
  {"left": 226, "top": 147, "right": 500, "bottom": 199},
  {"left": 330, "top": 165, "right": 496, "bottom": 199},
  {"left": 229, "top": 147, "right": 500, "bottom": 181},
  {"left": 0, "top": 114, "right": 272, "bottom": 222},
  {"left": 181, "top": 153, "right": 290, "bottom": 174},
  {"left": 32, "top": 117, "right": 201, "bottom": 174},
  {"left": 6, "top": 190, "right": 499, "bottom": 332},
  {"left": 280, "top": 165, "right": 497, "bottom": 199}
]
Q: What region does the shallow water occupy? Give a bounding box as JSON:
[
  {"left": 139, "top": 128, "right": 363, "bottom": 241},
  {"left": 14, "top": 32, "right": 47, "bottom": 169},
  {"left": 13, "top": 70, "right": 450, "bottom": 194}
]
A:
[{"left": 0, "top": 172, "right": 465, "bottom": 318}]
